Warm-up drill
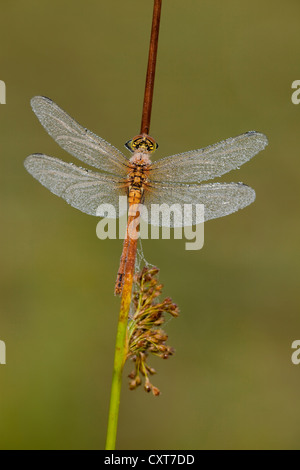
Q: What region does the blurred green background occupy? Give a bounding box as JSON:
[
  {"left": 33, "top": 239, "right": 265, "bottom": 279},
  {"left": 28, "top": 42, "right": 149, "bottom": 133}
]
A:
[{"left": 0, "top": 0, "right": 300, "bottom": 450}]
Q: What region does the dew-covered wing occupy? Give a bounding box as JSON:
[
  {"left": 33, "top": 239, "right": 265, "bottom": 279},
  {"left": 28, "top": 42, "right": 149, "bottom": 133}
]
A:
[
  {"left": 150, "top": 131, "right": 268, "bottom": 183},
  {"left": 31, "top": 96, "right": 129, "bottom": 176},
  {"left": 142, "top": 182, "right": 256, "bottom": 227},
  {"left": 24, "top": 154, "right": 127, "bottom": 217}
]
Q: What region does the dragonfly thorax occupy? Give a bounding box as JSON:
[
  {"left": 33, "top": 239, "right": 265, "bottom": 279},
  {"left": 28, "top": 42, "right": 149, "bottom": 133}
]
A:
[
  {"left": 129, "top": 149, "right": 152, "bottom": 166},
  {"left": 127, "top": 163, "right": 149, "bottom": 188},
  {"left": 126, "top": 156, "right": 151, "bottom": 205}
]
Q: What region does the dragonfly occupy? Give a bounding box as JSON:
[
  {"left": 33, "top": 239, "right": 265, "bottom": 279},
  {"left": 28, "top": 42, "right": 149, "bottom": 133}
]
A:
[{"left": 24, "top": 96, "right": 268, "bottom": 295}]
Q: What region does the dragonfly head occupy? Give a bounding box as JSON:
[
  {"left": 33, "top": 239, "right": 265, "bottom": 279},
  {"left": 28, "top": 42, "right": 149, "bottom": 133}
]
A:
[{"left": 125, "top": 134, "right": 158, "bottom": 153}]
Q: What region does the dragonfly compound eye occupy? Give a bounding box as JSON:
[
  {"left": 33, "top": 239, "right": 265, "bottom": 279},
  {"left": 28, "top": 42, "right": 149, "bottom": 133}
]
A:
[{"left": 125, "top": 135, "right": 159, "bottom": 153}]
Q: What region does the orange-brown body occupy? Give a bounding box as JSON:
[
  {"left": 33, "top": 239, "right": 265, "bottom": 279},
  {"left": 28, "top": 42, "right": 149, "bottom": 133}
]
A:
[{"left": 114, "top": 149, "right": 152, "bottom": 296}]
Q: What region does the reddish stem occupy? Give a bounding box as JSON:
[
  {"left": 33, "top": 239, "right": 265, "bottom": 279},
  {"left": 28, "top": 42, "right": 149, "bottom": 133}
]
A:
[{"left": 140, "top": 0, "right": 162, "bottom": 136}]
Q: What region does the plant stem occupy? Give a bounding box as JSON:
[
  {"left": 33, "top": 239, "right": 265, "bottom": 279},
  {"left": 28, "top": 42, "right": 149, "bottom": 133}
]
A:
[
  {"left": 140, "top": 0, "right": 162, "bottom": 136},
  {"left": 105, "top": 0, "right": 162, "bottom": 450},
  {"left": 105, "top": 275, "right": 133, "bottom": 450}
]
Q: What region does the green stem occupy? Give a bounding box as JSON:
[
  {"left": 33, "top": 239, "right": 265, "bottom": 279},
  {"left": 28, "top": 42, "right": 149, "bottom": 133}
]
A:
[{"left": 105, "top": 279, "right": 132, "bottom": 450}]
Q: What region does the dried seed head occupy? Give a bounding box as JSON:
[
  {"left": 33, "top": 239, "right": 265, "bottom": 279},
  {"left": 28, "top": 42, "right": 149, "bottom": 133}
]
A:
[
  {"left": 127, "top": 265, "right": 179, "bottom": 396},
  {"left": 135, "top": 375, "right": 142, "bottom": 386},
  {"left": 129, "top": 380, "right": 137, "bottom": 390}
]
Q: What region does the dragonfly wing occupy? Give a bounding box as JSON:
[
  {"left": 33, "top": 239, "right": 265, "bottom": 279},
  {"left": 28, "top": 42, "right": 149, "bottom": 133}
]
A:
[
  {"left": 142, "top": 182, "right": 256, "bottom": 227},
  {"left": 150, "top": 131, "right": 268, "bottom": 183},
  {"left": 31, "top": 96, "right": 129, "bottom": 176},
  {"left": 24, "top": 154, "right": 127, "bottom": 217}
]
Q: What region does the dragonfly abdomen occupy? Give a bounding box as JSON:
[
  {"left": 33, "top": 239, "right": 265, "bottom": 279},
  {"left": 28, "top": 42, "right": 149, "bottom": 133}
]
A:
[
  {"left": 115, "top": 189, "right": 142, "bottom": 296},
  {"left": 115, "top": 166, "right": 146, "bottom": 296},
  {"left": 128, "top": 187, "right": 144, "bottom": 206}
]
